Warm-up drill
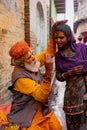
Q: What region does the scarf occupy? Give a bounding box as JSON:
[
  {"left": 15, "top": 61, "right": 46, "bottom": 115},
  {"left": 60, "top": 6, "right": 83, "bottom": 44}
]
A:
[{"left": 55, "top": 40, "right": 87, "bottom": 74}]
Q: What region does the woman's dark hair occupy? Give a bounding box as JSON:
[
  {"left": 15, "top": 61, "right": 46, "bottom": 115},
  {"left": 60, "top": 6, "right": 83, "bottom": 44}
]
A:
[{"left": 52, "top": 23, "right": 72, "bottom": 38}]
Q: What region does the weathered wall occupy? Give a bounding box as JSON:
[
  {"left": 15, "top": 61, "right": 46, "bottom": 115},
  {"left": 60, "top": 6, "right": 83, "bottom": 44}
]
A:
[
  {"left": 0, "top": 0, "right": 50, "bottom": 105},
  {"left": 74, "top": 0, "right": 87, "bottom": 37},
  {"left": 77, "top": 22, "right": 87, "bottom": 36},
  {"left": 30, "top": 0, "right": 50, "bottom": 54},
  {"left": 0, "top": 0, "right": 24, "bottom": 105}
]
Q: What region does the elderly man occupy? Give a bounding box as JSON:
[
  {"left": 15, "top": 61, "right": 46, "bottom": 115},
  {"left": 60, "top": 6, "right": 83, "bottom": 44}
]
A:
[{"left": 0, "top": 41, "right": 62, "bottom": 130}]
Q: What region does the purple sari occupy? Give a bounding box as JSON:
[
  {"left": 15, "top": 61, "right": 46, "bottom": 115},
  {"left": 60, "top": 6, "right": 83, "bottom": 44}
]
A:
[{"left": 55, "top": 40, "right": 87, "bottom": 74}]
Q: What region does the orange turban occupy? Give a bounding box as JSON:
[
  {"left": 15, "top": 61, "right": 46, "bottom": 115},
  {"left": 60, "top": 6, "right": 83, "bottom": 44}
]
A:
[{"left": 9, "top": 41, "right": 30, "bottom": 59}]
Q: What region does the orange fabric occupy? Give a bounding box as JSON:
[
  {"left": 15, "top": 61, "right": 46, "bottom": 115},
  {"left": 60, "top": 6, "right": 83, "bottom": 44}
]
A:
[
  {"left": 13, "top": 78, "right": 62, "bottom": 130},
  {"left": 21, "top": 128, "right": 27, "bottom": 130},
  {"left": 0, "top": 79, "right": 62, "bottom": 130},
  {"left": 28, "top": 104, "right": 62, "bottom": 130},
  {"left": 36, "top": 50, "right": 47, "bottom": 66},
  {"left": 9, "top": 41, "right": 30, "bottom": 59},
  {"left": 14, "top": 78, "right": 50, "bottom": 102},
  {"left": 47, "top": 36, "right": 56, "bottom": 57},
  {"left": 0, "top": 98, "right": 62, "bottom": 130},
  {"left": 0, "top": 110, "right": 9, "bottom": 124}
]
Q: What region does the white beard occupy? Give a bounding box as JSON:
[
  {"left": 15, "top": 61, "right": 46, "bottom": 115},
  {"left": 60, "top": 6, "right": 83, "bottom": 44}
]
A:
[{"left": 24, "top": 59, "right": 40, "bottom": 72}]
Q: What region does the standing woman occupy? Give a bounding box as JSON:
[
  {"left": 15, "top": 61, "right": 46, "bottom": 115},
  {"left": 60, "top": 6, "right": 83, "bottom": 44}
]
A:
[{"left": 51, "top": 21, "right": 87, "bottom": 130}]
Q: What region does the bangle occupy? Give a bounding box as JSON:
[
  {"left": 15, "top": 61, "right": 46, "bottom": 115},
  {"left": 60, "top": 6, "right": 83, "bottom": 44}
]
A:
[
  {"left": 62, "top": 73, "right": 66, "bottom": 79},
  {"left": 44, "top": 73, "right": 52, "bottom": 80}
]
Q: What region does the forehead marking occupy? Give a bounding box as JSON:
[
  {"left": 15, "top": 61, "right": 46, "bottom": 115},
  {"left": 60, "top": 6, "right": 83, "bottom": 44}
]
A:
[{"left": 55, "top": 31, "right": 65, "bottom": 37}]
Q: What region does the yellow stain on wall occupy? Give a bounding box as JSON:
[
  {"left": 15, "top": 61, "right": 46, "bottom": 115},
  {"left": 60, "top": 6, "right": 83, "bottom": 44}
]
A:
[
  {"left": 0, "top": 14, "right": 9, "bottom": 29},
  {"left": 0, "top": 3, "right": 9, "bottom": 29}
]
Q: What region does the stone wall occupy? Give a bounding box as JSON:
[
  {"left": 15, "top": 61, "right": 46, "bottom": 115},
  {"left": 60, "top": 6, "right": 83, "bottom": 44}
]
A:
[
  {"left": 0, "top": 0, "right": 50, "bottom": 105},
  {"left": 0, "top": 0, "right": 24, "bottom": 105}
]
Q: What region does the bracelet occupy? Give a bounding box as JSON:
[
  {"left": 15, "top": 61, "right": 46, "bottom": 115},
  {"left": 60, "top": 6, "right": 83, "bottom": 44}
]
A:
[
  {"left": 44, "top": 72, "right": 52, "bottom": 80},
  {"left": 62, "top": 73, "right": 66, "bottom": 79}
]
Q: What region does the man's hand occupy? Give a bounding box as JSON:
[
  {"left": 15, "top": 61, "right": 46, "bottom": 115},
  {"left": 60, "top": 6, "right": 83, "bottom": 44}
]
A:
[{"left": 44, "top": 53, "right": 53, "bottom": 73}]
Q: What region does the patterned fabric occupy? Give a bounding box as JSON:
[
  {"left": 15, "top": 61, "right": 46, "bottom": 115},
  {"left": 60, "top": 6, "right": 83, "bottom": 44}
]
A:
[
  {"left": 56, "top": 57, "right": 87, "bottom": 130},
  {"left": 66, "top": 114, "right": 84, "bottom": 130},
  {"left": 63, "top": 75, "right": 85, "bottom": 115},
  {"left": 9, "top": 41, "right": 30, "bottom": 59}
]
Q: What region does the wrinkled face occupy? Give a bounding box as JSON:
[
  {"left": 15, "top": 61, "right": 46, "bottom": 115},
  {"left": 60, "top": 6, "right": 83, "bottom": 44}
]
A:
[
  {"left": 53, "top": 31, "right": 68, "bottom": 48},
  {"left": 24, "top": 58, "right": 40, "bottom": 72},
  {"left": 11, "top": 50, "right": 40, "bottom": 72},
  {"left": 23, "top": 51, "right": 40, "bottom": 72}
]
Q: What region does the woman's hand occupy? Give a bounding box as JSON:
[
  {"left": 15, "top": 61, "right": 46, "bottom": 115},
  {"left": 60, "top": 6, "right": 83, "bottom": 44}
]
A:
[
  {"left": 68, "top": 65, "right": 83, "bottom": 76},
  {"left": 62, "top": 65, "right": 83, "bottom": 79}
]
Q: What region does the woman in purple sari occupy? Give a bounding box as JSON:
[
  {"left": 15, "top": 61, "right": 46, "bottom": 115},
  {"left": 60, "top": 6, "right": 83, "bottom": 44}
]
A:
[{"left": 51, "top": 21, "right": 87, "bottom": 130}]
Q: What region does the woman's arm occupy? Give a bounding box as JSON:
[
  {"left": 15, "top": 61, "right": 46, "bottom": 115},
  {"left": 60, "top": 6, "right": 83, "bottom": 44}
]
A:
[{"left": 56, "top": 65, "right": 84, "bottom": 81}]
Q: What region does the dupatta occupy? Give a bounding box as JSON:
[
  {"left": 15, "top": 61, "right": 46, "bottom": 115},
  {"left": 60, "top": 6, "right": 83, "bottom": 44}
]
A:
[{"left": 55, "top": 39, "right": 87, "bottom": 74}]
